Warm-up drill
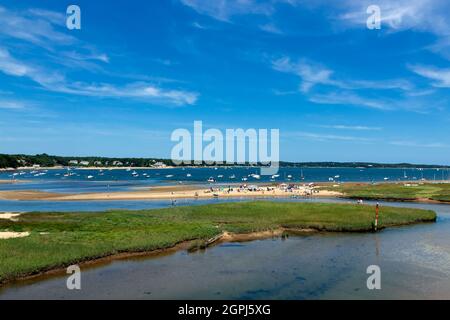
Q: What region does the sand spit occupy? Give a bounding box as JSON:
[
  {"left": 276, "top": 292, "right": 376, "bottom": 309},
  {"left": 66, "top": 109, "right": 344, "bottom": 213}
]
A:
[{"left": 0, "top": 184, "right": 342, "bottom": 201}]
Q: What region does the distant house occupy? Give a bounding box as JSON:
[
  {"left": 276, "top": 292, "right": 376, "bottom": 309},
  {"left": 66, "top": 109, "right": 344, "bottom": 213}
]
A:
[
  {"left": 113, "top": 161, "right": 123, "bottom": 166},
  {"left": 68, "top": 160, "right": 78, "bottom": 165},
  {"left": 94, "top": 161, "right": 102, "bottom": 166},
  {"left": 32, "top": 164, "right": 41, "bottom": 168},
  {"left": 153, "top": 162, "right": 166, "bottom": 168},
  {"left": 79, "top": 161, "right": 90, "bottom": 166}
]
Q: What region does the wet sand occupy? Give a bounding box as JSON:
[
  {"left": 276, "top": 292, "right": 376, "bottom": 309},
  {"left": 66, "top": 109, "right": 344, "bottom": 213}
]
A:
[{"left": 0, "top": 180, "right": 18, "bottom": 184}]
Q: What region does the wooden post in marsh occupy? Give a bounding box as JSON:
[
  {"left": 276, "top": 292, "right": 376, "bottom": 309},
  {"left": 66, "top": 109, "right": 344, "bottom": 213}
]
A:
[{"left": 375, "top": 203, "right": 380, "bottom": 231}]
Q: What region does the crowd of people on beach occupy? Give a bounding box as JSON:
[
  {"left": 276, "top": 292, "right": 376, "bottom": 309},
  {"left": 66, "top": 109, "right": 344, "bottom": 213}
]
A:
[{"left": 200, "top": 183, "right": 320, "bottom": 198}]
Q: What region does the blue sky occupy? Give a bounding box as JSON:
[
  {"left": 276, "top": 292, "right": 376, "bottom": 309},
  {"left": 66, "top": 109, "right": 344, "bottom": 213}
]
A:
[{"left": 1, "top": 0, "right": 450, "bottom": 164}]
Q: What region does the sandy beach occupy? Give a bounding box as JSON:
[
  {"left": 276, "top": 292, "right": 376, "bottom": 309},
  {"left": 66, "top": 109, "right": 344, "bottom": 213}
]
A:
[
  {"left": 0, "top": 184, "right": 342, "bottom": 201},
  {"left": 0, "top": 213, "right": 21, "bottom": 221},
  {"left": 0, "top": 180, "right": 19, "bottom": 184}
]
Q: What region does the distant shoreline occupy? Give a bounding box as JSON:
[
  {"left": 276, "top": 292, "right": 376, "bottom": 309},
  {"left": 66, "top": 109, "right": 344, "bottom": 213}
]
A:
[{"left": 2, "top": 165, "right": 450, "bottom": 171}]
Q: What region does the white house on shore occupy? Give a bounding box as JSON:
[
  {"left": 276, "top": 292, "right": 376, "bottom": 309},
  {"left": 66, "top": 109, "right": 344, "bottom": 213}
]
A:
[{"left": 152, "top": 162, "right": 167, "bottom": 168}]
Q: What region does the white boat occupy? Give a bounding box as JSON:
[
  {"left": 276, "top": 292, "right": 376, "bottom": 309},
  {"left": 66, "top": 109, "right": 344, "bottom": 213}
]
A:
[
  {"left": 251, "top": 174, "right": 261, "bottom": 179},
  {"left": 334, "top": 175, "right": 340, "bottom": 179},
  {"left": 87, "top": 175, "right": 94, "bottom": 179},
  {"left": 186, "top": 173, "right": 192, "bottom": 177},
  {"left": 384, "top": 177, "right": 389, "bottom": 181},
  {"left": 217, "top": 175, "right": 224, "bottom": 178},
  {"left": 207, "top": 177, "right": 215, "bottom": 183},
  {"left": 242, "top": 177, "right": 248, "bottom": 181},
  {"left": 229, "top": 174, "right": 236, "bottom": 179},
  {"left": 166, "top": 174, "right": 174, "bottom": 178}
]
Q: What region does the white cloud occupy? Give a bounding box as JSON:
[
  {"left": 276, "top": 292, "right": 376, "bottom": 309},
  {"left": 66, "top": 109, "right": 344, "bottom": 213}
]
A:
[
  {"left": 290, "top": 131, "right": 375, "bottom": 142},
  {"left": 0, "top": 5, "right": 75, "bottom": 47},
  {"left": 62, "top": 51, "right": 110, "bottom": 64},
  {"left": 0, "top": 47, "right": 63, "bottom": 86},
  {"left": 308, "top": 91, "right": 390, "bottom": 110},
  {"left": 336, "top": 0, "right": 450, "bottom": 59},
  {"left": 259, "top": 23, "right": 283, "bottom": 34},
  {"left": 55, "top": 83, "right": 198, "bottom": 106},
  {"left": 0, "top": 6, "right": 110, "bottom": 67},
  {"left": 409, "top": 65, "right": 450, "bottom": 88},
  {"left": 338, "top": 0, "right": 450, "bottom": 35},
  {"left": 0, "top": 48, "right": 198, "bottom": 106},
  {"left": 180, "top": 0, "right": 276, "bottom": 22},
  {"left": 0, "top": 99, "right": 26, "bottom": 110},
  {"left": 271, "top": 56, "right": 413, "bottom": 93},
  {"left": 390, "top": 141, "right": 448, "bottom": 148},
  {"left": 317, "top": 125, "right": 382, "bottom": 131},
  {"left": 272, "top": 57, "right": 337, "bottom": 92}
]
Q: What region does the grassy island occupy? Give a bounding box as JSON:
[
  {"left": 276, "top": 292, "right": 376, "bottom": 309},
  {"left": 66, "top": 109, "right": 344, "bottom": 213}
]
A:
[
  {"left": 0, "top": 201, "right": 436, "bottom": 284},
  {"left": 322, "top": 183, "right": 450, "bottom": 202}
]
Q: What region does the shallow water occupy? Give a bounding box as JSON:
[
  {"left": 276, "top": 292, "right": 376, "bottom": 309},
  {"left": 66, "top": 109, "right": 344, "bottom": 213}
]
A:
[{"left": 1, "top": 200, "right": 449, "bottom": 300}]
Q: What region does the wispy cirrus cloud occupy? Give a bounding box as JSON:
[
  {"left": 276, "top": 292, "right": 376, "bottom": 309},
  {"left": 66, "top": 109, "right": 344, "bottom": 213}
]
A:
[
  {"left": 287, "top": 131, "right": 448, "bottom": 149},
  {"left": 288, "top": 131, "right": 375, "bottom": 142},
  {"left": 317, "top": 124, "right": 383, "bottom": 131},
  {"left": 336, "top": 0, "right": 450, "bottom": 60},
  {"left": 338, "top": 0, "right": 450, "bottom": 35},
  {"left": 0, "top": 99, "right": 27, "bottom": 110},
  {"left": 0, "top": 5, "right": 109, "bottom": 67},
  {"left": 390, "top": 140, "right": 448, "bottom": 148},
  {"left": 308, "top": 91, "right": 390, "bottom": 110},
  {"left": 180, "top": 0, "right": 276, "bottom": 22},
  {"left": 0, "top": 48, "right": 198, "bottom": 106},
  {"left": 272, "top": 56, "right": 413, "bottom": 93},
  {"left": 409, "top": 64, "right": 450, "bottom": 88},
  {"left": 0, "top": 6, "right": 74, "bottom": 48},
  {"left": 0, "top": 5, "right": 199, "bottom": 107},
  {"left": 179, "top": 0, "right": 294, "bottom": 34},
  {"left": 259, "top": 23, "right": 283, "bottom": 34}
]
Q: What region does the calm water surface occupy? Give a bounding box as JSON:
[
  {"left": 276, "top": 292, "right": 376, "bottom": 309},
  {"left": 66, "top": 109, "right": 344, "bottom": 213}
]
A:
[
  {"left": 1, "top": 200, "right": 449, "bottom": 300},
  {"left": 2, "top": 167, "right": 450, "bottom": 194}
]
